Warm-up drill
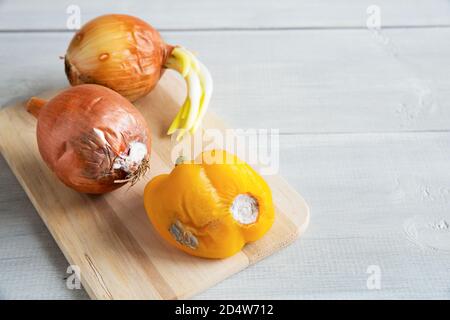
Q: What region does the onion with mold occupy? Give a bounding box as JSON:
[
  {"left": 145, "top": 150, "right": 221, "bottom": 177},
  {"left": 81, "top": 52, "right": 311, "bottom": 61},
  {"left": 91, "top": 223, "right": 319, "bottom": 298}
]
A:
[{"left": 26, "top": 84, "right": 151, "bottom": 194}]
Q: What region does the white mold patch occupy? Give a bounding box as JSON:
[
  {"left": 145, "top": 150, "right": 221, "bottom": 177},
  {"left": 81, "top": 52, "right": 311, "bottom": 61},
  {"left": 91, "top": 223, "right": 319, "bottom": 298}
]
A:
[
  {"left": 113, "top": 141, "right": 147, "bottom": 173},
  {"left": 230, "top": 194, "right": 259, "bottom": 225}
]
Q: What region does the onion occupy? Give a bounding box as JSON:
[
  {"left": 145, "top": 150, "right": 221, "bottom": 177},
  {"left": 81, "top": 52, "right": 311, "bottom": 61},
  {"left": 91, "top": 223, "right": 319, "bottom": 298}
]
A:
[
  {"left": 64, "top": 14, "right": 213, "bottom": 140},
  {"left": 27, "top": 84, "right": 151, "bottom": 194}
]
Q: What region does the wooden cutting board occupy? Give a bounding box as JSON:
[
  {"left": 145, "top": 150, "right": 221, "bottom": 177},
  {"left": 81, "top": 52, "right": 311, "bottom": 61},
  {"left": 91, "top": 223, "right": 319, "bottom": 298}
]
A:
[{"left": 0, "top": 71, "right": 310, "bottom": 300}]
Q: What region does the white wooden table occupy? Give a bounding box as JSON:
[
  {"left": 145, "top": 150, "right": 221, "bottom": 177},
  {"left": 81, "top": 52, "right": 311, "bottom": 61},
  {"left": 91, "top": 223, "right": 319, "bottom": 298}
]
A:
[{"left": 1, "top": 0, "right": 450, "bottom": 299}]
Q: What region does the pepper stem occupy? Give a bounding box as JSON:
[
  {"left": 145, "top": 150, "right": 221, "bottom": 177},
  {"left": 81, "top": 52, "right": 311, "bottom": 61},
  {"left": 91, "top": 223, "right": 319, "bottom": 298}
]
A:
[
  {"left": 164, "top": 47, "right": 213, "bottom": 141},
  {"left": 26, "top": 97, "right": 47, "bottom": 118}
]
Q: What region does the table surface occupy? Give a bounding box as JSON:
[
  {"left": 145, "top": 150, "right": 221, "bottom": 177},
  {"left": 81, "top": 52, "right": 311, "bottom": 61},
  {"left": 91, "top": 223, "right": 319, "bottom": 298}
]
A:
[{"left": 1, "top": 0, "right": 450, "bottom": 300}]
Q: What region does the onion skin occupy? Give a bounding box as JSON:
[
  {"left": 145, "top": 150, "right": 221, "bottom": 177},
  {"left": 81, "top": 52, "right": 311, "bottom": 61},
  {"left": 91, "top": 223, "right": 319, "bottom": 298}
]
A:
[
  {"left": 65, "top": 14, "right": 173, "bottom": 102},
  {"left": 31, "top": 84, "right": 151, "bottom": 194}
]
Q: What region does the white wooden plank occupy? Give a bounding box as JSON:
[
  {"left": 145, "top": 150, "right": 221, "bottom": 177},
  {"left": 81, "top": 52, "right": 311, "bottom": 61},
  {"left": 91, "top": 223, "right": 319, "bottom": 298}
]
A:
[
  {"left": 0, "top": 0, "right": 449, "bottom": 30},
  {"left": 2, "top": 132, "right": 450, "bottom": 299},
  {"left": 1, "top": 29, "right": 450, "bottom": 133},
  {"left": 0, "top": 5, "right": 449, "bottom": 299},
  {"left": 0, "top": 155, "right": 88, "bottom": 299},
  {"left": 197, "top": 132, "right": 450, "bottom": 299}
]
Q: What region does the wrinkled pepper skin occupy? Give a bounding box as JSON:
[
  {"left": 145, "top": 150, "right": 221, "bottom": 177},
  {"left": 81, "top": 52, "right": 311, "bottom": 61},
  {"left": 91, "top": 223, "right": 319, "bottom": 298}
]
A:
[{"left": 144, "top": 150, "right": 275, "bottom": 259}]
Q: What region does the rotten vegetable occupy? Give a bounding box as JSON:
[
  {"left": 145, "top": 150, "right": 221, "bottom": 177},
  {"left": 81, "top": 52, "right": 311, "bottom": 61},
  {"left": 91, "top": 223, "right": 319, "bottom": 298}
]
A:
[
  {"left": 27, "top": 84, "right": 151, "bottom": 194},
  {"left": 143, "top": 150, "right": 275, "bottom": 259},
  {"left": 64, "top": 14, "right": 213, "bottom": 141}
]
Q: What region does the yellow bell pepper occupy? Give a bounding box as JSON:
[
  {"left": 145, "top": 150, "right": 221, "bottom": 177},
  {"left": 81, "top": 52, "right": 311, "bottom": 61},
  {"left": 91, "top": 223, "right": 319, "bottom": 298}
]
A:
[{"left": 143, "top": 149, "right": 275, "bottom": 259}]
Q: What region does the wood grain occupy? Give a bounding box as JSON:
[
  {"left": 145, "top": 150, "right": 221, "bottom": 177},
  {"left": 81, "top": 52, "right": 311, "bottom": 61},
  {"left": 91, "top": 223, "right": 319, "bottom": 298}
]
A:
[
  {"left": 2, "top": 131, "right": 450, "bottom": 299},
  {"left": 0, "top": 72, "right": 309, "bottom": 300},
  {"left": 1, "top": 0, "right": 449, "bottom": 31},
  {"left": 1, "top": 0, "right": 450, "bottom": 300},
  {"left": 199, "top": 132, "right": 450, "bottom": 299},
  {"left": 1, "top": 28, "right": 450, "bottom": 133}
]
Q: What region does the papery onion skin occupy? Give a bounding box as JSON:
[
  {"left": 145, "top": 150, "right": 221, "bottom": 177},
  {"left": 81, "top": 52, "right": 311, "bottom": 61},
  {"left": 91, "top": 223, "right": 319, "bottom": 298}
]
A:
[
  {"left": 34, "top": 84, "right": 151, "bottom": 194},
  {"left": 65, "top": 14, "right": 173, "bottom": 102}
]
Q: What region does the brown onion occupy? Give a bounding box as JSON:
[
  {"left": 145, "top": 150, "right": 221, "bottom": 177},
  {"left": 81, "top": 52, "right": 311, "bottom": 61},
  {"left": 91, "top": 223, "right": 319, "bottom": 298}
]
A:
[
  {"left": 27, "top": 84, "right": 151, "bottom": 194},
  {"left": 64, "top": 14, "right": 213, "bottom": 141},
  {"left": 65, "top": 14, "right": 171, "bottom": 102}
]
